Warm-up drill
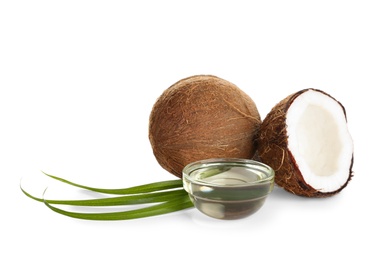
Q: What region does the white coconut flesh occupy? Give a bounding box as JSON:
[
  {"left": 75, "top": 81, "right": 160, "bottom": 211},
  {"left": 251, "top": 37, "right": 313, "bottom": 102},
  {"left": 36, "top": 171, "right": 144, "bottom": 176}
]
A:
[{"left": 286, "top": 90, "right": 354, "bottom": 193}]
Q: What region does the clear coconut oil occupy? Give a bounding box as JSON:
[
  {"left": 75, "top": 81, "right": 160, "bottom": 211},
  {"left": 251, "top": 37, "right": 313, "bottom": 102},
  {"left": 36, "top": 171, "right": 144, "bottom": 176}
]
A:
[{"left": 183, "top": 159, "right": 274, "bottom": 220}]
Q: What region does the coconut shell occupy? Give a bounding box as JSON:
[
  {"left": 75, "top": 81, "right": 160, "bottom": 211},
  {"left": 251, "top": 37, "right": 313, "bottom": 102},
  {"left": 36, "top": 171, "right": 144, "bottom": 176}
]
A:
[
  {"left": 149, "top": 75, "right": 261, "bottom": 178},
  {"left": 257, "top": 88, "right": 354, "bottom": 198}
]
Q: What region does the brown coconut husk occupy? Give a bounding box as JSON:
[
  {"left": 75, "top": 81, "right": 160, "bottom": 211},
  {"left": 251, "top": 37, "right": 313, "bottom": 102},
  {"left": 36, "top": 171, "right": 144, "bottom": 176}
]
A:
[
  {"left": 149, "top": 75, "right": 261, "bottom": 178},
  {"left": 257, "top": 88, "right": 354, "bottom": 198}
]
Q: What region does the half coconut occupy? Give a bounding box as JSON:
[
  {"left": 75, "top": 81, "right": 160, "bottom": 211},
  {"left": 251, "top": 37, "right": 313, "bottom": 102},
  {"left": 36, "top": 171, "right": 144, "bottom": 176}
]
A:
[{"left": 257, "top": 88, "right": 354, "bottom": 197}]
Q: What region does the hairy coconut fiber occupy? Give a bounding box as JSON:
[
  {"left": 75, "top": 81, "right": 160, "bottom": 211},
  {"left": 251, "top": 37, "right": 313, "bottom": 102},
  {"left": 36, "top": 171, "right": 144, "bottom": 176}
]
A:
[
  {"left": 149, "top": 75, "right": 261, "bottom": 178},
  {"left": 257, "top": 88, "right": 354, "bottom": 198}
]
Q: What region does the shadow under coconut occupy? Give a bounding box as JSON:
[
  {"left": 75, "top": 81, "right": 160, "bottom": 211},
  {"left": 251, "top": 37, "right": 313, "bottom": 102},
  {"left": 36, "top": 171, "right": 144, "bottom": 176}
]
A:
[
  {"left": 268, "top": 186, "right": 304, "bottom": 200},
  {"left": 266, "top": 184, "right": 345, "bottom": 216},
  {"left": 269, "top": 185, "right": 344, "bottom": 201}
]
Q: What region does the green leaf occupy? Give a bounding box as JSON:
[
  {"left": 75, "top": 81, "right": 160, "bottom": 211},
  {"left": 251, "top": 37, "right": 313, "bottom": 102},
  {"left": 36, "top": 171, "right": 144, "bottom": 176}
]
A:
[
  {"left": 43, "top": 195, "right": 193, "bottom": 221},
  {"left": 43, "top": 171, "right": 183, "bottom": 195},
  {"left": 21, "top": 186, "right": 189, "bottom": 206},
  {"left": 21, "top": 172, "right": 194, "bottom": 220}
]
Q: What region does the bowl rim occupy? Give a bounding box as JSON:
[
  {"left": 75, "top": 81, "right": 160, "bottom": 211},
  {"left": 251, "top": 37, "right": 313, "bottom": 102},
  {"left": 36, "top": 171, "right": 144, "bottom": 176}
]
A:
[{"left": 182, "top": 158, "right": 275, "bottom": 188}]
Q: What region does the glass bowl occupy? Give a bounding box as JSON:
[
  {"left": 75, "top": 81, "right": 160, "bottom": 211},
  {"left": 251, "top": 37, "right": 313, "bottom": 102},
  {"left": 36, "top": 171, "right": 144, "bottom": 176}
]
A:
[{"left": 182, "top": 158, "right": 275, "bottom": 220}]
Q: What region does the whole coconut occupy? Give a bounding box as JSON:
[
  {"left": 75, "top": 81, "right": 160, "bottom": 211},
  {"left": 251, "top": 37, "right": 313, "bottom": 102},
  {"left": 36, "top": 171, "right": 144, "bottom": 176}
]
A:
[{"left": 149, "top": 75, "right": 261, "bottom": 178}]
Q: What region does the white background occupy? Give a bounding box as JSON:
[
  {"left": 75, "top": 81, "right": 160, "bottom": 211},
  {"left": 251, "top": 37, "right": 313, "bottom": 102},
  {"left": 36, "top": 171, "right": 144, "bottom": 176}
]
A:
[{"left": 1, "top": 1, "right": 389, "bottom": 259}]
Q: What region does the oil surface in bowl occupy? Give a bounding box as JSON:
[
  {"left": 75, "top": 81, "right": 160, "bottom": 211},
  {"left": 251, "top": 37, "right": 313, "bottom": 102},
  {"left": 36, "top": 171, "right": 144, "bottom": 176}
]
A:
[{"left": 184, "top": 166, "right": 273, "bottom": 220}]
